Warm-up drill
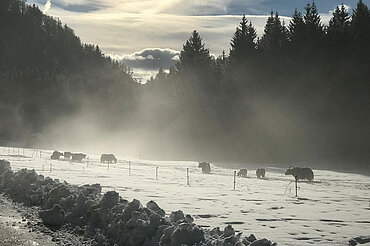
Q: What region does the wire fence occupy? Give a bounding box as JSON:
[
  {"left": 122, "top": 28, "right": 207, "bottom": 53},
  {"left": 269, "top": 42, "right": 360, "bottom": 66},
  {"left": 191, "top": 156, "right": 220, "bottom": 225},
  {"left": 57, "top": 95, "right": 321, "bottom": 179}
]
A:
[{"left": 0, "top": 145, "right": 298, "bottom": 195}]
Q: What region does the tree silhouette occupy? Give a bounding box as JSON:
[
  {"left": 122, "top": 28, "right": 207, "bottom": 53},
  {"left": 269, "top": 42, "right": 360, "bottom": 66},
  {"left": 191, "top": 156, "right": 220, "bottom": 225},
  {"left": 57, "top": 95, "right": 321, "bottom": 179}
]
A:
[
  {"left": 229, "top": 15, "right": 257, "bottom": 64},
  {"left": 259, "top": 11, "right": 289, "bottom": 54},
  {"left": 303, "top": 1, "right": 324, "bottom": 48},
  {"left": 177, "top": 30, "right": 212, "bottom": 73}
]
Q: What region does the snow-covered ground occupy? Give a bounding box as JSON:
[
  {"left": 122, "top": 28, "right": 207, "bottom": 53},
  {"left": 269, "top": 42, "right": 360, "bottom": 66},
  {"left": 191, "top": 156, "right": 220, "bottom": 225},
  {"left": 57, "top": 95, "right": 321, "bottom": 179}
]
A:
[{"left": 1, "top": 147, "right": 369, "bottom": 245}]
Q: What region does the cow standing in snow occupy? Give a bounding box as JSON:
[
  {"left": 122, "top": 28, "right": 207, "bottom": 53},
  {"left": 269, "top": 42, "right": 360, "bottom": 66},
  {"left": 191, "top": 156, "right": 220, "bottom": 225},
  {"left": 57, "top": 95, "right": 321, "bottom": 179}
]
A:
[
  {"left": 237, "top": 168, "right": 248, "bottom": 178},
  {"left": 100, "top": 154, "right": 117, "bottom": 164},
  {"left": 285, "top": 167, "right": 314, "bottom": 181},
  {"left": 198, "top": 162, "right": 211, "bottom": 174},
  {"left": 256, "top": 168, "right": 266, "bottom": 179}
]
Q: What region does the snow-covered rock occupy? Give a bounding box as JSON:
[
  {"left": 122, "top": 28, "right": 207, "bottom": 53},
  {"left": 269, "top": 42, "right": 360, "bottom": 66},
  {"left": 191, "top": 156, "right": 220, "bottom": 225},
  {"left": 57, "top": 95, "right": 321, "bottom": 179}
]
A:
[{"left": 39, "top": 204, "right": 65, "bottom": 226}]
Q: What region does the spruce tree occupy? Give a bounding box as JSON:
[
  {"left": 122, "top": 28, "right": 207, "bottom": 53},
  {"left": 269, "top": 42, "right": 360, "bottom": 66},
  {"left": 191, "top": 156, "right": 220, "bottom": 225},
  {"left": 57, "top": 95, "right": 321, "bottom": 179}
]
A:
[
  {"left": 303, "top": 1, "right": 324, "bottom": 46},
  {"left": 351, "top": 0, "right": 370, "bottom": 42},
  {"left": 327, "top": 4, "right": 351, "bottom": 51},
  {"left": 177, "top": 30, "right": 212, "bottom": 73},
  {"left": 259, "top": 11, "right": 288, "bottom": 54},
  {"left": 351, "top": 0, "right": 370, "bottom": 58},
  {"left": 229, "top": 15, "right": 257, "bottom": 64},
  {"left": 289, "top": 9, "right": 305, "bottom": 45}
]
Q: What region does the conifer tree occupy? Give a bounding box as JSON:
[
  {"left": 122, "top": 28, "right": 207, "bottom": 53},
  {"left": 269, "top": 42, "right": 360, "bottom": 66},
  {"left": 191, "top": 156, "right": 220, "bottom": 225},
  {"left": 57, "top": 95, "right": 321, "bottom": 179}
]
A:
[
  {"left": 289, "top": 9, "right": 305, "bottom": 45},
  {"left": 177, "top": 30, "right": 212, "bottom": 73},
  {"left": 303, "top": 1, "right": 324, "bottom": 46},
  {"left": 327, "top": 4, "right": 351, "bottom": 49},
  {"left": 351, "top": 0, "right": 370, "bottom": 42},
  {"left": 259, "top": 11, "right": 288, "bottom": 53},
  {"left": 229, "top": 15, "right": 257, "bottom": 63}
]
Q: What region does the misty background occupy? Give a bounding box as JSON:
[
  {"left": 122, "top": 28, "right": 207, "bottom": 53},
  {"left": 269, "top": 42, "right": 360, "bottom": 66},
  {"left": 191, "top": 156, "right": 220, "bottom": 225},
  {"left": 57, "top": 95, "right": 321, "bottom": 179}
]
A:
[{"left": 0, "top": 0, "right": 369, "bottom": 174}]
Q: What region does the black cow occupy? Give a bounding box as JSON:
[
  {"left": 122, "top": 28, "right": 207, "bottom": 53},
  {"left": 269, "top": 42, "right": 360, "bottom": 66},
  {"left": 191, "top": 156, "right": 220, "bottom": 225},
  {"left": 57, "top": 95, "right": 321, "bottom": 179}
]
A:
[
  {"left": 256, "top": 168, "right": 266, "bottom": 179},
  {"left": 63, "top": 152, "right": 73, "bottom": 159},
  {"left": 285, "top": 167, "right": 314, "bottom": 181},
  {"left": 198, "top": 162, "right": 211, "bottom": 174},
  {"left": 72, "top": 153, "right": 87, "bottom": 163},
  {"left": 100, "top": 154, "right": 117, "bottom": 164},
  {"left": 237, "top": 168, "right": 248, "bottom": 178},
  {"left": 51, "top": 151, "right": 63, "bottom": 160}
]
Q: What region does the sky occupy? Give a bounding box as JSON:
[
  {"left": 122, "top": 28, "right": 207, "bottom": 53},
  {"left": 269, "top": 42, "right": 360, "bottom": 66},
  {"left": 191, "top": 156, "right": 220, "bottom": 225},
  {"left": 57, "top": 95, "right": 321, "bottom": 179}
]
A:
[{"left": 29, "top": 0, "right": 367, "bottom": 81}]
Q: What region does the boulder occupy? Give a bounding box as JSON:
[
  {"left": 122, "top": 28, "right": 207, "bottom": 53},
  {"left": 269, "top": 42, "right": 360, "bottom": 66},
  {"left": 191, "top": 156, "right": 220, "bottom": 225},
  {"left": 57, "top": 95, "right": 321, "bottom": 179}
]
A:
[
  {"left": 249, "top": 238, "right": 274, "bottom": 246},
  {"left": 101, "top": 191, "right": 119, "bottom": 210},
  {"left": 170, "top": 210, "right": 185, "bottom": 223},
  {"left": 245, "top": 234, "right": 257, "bottom": 243},
  {"left": 224, "top": 225, "right": 235, "bottom": 237},
  {"left": 39, "top": 204, "right": 65, "bottom": 226},
  {"left": 185, "top": 214, "right": 194, "bottom": 224},
  {"left": 0, "top": 160, "right": 11, "bottom": 174},
  {"left": 170, "top": 223, "right": 205, "bottom": 246}
]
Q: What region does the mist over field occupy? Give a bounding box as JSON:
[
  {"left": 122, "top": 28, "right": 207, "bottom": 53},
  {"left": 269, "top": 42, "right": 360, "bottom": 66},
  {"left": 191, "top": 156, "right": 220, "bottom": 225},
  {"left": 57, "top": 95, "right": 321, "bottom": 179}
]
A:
[{"left": 0, "top": 0, "right": 369, "bottom": 174}]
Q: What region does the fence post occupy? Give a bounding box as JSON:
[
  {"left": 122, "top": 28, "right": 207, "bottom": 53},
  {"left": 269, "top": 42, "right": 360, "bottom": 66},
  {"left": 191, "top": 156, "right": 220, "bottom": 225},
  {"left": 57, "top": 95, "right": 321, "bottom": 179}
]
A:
[
  {"left": 42, "top": 164, "right": 44, "bottom": 171},
  {"left": 108, "top": 161, "right": 110, "bottom": 171},
  {"left": 186, "top": 168, "right": 189, "bottom": 186},
  {"left": 49, "top": 163, "right": 52, "bottom": 173},
  {"left": 295, "top": 176, "right": 298, "bottom": 197},
  {"left": 233, "top": 171, "right": 236, "bottom": 190},
  {"left": 128, "top": 161, "right": 131, "bottom": 175},
  {"left": 155, "top": 167, "right": 158, "bottom": 180},
  {"left": 87, "top": 156, "right": 89, "bottom": 168}
]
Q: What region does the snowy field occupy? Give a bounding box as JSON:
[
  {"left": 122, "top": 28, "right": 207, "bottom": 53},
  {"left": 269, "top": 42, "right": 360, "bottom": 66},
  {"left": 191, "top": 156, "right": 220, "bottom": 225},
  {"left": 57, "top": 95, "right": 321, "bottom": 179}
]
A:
[{"left": 1, "top": 147, "right": 369, "bottom": 245}]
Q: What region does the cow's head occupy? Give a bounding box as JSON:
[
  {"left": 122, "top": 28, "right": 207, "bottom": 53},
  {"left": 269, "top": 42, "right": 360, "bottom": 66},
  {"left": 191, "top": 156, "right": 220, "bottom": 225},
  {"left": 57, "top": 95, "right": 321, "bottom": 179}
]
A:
[{"left": 285, "top": 167, "right": 294, "bottom": 175}]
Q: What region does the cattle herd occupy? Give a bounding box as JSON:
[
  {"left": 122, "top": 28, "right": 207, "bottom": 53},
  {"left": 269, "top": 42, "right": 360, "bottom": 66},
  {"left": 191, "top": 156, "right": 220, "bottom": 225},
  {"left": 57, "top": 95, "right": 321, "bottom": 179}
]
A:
[
  {"left": 50, "top": 151, "right": 116, "bottom": 164},
  {"left": 49, "top": 152, "right": 314, "bottom": 181},
  {"left": 199, "top": 162, "right": 314, "bottom": 181},
  {"left": 50, "top": 151, "right": 87, "bottom": 162}
]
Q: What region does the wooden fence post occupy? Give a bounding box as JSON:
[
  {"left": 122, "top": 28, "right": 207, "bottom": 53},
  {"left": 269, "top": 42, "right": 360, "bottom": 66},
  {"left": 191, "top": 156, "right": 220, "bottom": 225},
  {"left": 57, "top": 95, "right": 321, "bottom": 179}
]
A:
[
  {"left": 186, "top": 168, "right": 190, "bottom": 186},
  {"left": 295, "top": 176, "right": 298, "bottom": 197},
  {"left": 156, "top": 167, "right": 158, "bottom": 180},
  {"left": 233, "top": 171, "right": 236, "bottom": 190},
  {"left": 128, "top": 161, "right": 131, "bottom": 175}
]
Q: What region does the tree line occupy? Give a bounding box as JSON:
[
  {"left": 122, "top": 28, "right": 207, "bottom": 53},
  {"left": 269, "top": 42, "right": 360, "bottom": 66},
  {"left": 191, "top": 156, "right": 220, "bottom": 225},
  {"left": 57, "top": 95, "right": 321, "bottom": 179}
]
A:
[
  {"left": 144, "top": 1, "right": 370, "bottom": 167},
  {"left": 0, "top": 0, "right": 369, "bottom": 171}
]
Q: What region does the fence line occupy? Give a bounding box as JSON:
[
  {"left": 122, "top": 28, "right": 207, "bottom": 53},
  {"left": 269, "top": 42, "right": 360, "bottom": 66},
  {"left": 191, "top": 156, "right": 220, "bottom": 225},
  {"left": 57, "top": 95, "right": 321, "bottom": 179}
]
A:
[{"left": 1, "top": 146, "right": 298, "bottom": 196}]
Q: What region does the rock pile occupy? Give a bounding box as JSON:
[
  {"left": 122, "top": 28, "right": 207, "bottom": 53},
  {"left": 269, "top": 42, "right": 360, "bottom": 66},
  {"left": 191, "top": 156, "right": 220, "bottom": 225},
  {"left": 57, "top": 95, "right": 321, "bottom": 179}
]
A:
[{"left": 0, "top": 159, "right": 277, "bottom": 246}]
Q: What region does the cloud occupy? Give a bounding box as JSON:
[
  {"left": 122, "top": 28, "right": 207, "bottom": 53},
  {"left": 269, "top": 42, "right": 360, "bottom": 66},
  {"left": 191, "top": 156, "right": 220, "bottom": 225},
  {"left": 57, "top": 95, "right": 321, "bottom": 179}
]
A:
[
  {"left": 116, "top": 48, "right": 180, "bottom": 71},
  {"left": 108, "top": 48, "right": 180, "bottom": 83},
  {"left": 28, "top": 0, "right": 353, "bottom": 58},
  {"left": 43, "top": 0, "right": 51, "bottom": 14}
]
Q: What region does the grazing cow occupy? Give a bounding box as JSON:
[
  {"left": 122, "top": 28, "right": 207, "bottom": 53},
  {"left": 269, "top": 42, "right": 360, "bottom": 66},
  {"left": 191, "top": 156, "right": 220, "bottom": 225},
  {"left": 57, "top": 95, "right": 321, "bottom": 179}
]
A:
[
  {"left": 51, "top": 151, "right": 63, "bottom": 160},
  {"left": 285, "top": 167, "right": 314, "bottom": 181},
  {"left": 63, "top": 152, "right": 72, "bottom": 159},
  {"left": 72, "top": 153, "right": 87, "bottom": 163},
  {"left": 198, "top": 162, "right": 211, "bottom": 174},
  {"left": 256, "top": 168, "right": 266, "bottom": 179},
  {"left": 237, "top": 168, "right": 248, "bottom": 178},
  {"left": 100, "top": 154, "right": 117, "bottom": 164}
]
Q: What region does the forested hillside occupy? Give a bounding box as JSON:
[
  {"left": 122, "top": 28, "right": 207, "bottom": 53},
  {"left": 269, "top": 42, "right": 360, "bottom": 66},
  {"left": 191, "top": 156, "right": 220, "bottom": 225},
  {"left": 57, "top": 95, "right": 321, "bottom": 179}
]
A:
[
  {"left": 144, "top": 1, "right": 370, "bottom": 169},
  {"left": 1, "top": 0, "right": 369, "bottom": 172},
  {"left": 0, "top": 0, "right": 139, "bottom": 142}
]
